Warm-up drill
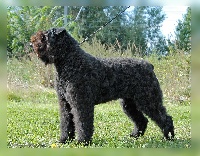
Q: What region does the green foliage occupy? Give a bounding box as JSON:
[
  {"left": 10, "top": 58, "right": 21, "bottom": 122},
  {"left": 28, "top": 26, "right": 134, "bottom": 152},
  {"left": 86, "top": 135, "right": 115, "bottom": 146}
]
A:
[
  {"left": 67, "top": 6, "right": 129, "bottom": 48},
  {"left": 126, "top": 7, "right": 167, "bottom": 56},
  {"left": 174, "top": 7, "right": 191, "bottom": 52},
  {"left": 7, "top": 6, "right": 179, "bottom": 58},
  {"left": 67, "top": 6, "right": 167, "bottom": 56},
  {"left": 128, "top": 6, "right": 148, "bottom": 56},
  {"left": 7, "top": 92, "right": 22, "bottom": 102},
  {"left": 96, "top": 6, "right": 130, "bottom": 50},
  {"left": 147, "top": 52, "right": 191, "bottom": 105},
  {"left": 7, "top": 55, "right": 55, "bottom": 89}
]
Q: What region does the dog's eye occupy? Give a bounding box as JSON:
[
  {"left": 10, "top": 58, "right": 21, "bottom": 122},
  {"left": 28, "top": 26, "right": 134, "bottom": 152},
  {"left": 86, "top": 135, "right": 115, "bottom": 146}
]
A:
[
  {"left": 37, "top": 44, "right": 42, "bottom": 48},
  {"left": 51, "top": 28, "right": 56, "bottom": 34},
  {"left": 41, "top": 35, "right": 46, "bottom": 42}
]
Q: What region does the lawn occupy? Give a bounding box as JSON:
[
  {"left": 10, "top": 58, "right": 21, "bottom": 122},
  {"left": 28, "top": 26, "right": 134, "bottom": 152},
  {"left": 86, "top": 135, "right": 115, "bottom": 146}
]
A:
[{"left": 7, "top": 89, "right": 191, "bottom": 148}]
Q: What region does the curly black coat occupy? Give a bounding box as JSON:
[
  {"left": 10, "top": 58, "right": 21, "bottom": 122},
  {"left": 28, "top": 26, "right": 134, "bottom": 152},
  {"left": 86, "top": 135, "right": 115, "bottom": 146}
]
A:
[{"left": 31, "top": 28, "right": 174, "bottom": 144}]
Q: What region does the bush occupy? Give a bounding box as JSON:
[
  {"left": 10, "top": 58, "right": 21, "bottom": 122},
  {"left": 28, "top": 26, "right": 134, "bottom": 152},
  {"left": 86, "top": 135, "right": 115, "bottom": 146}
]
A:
[{"left": 147, "top": 51, "right": 191, "bottom": 105}]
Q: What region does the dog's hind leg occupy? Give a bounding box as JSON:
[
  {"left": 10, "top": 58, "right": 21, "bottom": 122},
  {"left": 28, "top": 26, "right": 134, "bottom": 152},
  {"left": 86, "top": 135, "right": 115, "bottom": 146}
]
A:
[
  {"left": 142, "top": 102, "right": 174, "bottom": 140},
  {"left": 120, "top": 98, "right": 148, "bottom": 138}
]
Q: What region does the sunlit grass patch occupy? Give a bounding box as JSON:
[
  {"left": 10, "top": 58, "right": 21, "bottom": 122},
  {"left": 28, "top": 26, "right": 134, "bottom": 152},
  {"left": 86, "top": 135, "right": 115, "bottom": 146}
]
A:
[{"left": 7, "top": 96, "right": 191, "bottom": 148}]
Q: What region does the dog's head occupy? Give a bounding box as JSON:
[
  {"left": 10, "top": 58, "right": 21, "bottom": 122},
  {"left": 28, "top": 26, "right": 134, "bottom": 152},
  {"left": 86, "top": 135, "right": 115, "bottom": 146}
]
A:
[{"left": 30, "top": 28, "right": 67, "bottom": 65}]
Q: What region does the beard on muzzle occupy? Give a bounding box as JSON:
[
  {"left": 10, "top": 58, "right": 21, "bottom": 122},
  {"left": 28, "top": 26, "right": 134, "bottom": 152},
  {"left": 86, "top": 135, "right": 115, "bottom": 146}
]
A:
[
  {"left": 40, "top": 55, "right": 54, "bottom": 65},
  {"left": 40, "top": 55, "right": 50, "bottom": 65}
]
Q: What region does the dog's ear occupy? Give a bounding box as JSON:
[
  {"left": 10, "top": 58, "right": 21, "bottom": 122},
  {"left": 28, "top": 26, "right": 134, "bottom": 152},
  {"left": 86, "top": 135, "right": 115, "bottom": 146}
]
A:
[
  {"left": 56, "top": 28, "right": 66, "bottom": 36},
  {"left": 48, "top": 28, "right": 66, "bottom": 38}
]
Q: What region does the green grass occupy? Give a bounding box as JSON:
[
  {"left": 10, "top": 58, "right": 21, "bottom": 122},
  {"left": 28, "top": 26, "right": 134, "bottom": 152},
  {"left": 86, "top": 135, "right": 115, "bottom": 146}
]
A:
[{"left": 7, "top": 90, "right": 191, "bottom": 148}]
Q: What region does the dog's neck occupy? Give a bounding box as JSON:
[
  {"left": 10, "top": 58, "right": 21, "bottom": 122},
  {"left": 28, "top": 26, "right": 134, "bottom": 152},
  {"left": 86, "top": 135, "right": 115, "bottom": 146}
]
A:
[
  {"left": 53, "top": 32, "right": 101, "bottom": 82},
  {"left": 54, "top": 46, "right": 98, "bottom": 82}
]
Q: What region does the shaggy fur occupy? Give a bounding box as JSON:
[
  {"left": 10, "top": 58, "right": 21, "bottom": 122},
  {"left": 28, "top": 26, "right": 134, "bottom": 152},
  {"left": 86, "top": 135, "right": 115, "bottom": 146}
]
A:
[{"left": 30, "top": 28, "right": 174, "bottom": 144}]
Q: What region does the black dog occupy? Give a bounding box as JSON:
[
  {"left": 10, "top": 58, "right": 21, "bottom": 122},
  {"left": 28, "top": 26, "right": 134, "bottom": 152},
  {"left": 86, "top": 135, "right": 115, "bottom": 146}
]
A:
[{"left": 31, "top": 28, "right": 174, "bottom": 145}]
